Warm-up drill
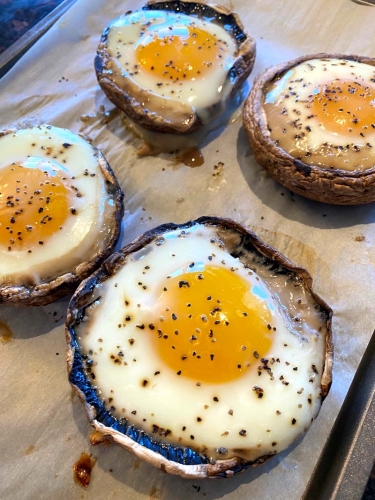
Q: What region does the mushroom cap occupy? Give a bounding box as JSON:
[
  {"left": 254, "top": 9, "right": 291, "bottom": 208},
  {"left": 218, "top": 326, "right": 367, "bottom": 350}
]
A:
[
  {"left": 66, "top": 216, "right": 333, "bottom": 478},
  {"left": 95, "top": 0, "right": 256, "bottom": 134},
  {"left": 0, "top": 127, "right": 124, "bottom": 306},
  {"left": 243, "top": 53, "right": 375, "bottom": 205}
]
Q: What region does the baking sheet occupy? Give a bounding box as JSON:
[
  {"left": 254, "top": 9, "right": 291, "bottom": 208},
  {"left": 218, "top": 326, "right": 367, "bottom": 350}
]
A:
[
  {"left": 0, "top": 0, "right": 78, "bottom": 79},
  {"left": 1, "top": 0, "right": 375, "bottom": 498}
]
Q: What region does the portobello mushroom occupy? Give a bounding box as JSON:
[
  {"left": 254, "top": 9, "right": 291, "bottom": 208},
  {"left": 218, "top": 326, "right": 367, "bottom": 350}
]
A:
[
  {"left": 95, "top": 1, "right": 256, "bottom": 134},
  {"left": 66, "top": 216, "right": 332, "bottom": 478},
  {"left": 243, "top": 53, "right": 375, "bottom": 204}
]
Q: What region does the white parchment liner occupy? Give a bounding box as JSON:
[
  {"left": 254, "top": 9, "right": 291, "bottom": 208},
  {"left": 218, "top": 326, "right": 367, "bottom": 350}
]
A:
[{"left": 1, "top": 0, "right": 375, "bottom": 498}]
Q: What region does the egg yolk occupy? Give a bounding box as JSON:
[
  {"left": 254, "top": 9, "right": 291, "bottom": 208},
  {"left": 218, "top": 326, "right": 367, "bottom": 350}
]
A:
[
  {"left": 311, "top": 80, "right": 375, "bottom": 135},
  {"left": 0, "top": 161, "right": 76, "bottom": 251},
  {"left": 150, "top": 266, "right": 274, "bottom": 384},
  {"left": 136, "top": 26, "right": 223, "bottom": 81}
]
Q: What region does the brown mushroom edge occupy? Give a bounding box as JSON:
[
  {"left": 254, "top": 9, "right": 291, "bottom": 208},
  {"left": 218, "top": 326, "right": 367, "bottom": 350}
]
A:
[
  {"left": 0, "top": 137, "right": 124, "bottom": 307},
  {"left": 66, "top": 216, "right": 333, "bottom": 479},
  {"left": 243, "top": 53, "right": 375, "bottom": 205},
  {"left": 95, "top": 0, "right": 256, "bottom": 134}
]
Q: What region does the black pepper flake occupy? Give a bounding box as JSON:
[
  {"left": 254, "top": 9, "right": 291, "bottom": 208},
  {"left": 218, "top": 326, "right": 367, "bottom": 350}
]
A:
[
  {"left": 239, "top": 429, "right": 247, "bottom": 436},
  {"left": 125, "top": 315, "right": 131, "bottom": 321},
  {"left": 252, "top": 386, "right": 264, "bottom": 398},
  {"left": 142, "top": 379, "right": 148, "bottom": 387},
  {"left": 172, "top": 313, "right": 177, "bottom": 320},
  {"left": 292, "top": 418, "right": 297, "bottom": 425},
  {"left": 154, "top": 371, "right": 160, "bottom": 375},
  {"left": 136, "top": 324, "right": 145, "bottom": 329},
  {"left": 177, "top": 370, "right": 181, "bottom": 375},
  {"left": 178, "top": 280, "right": 190, "bottom": 288},
  {"left": 63, "top": 142, "right": 72, "bottom": 148},
  {"left": 148, "top": 323, "right": 155, "bottom": 330},
  {"left": 197, "top": 417, "right": 202, "bottom": 422},
  {"left": 213, "top": 397, "right": 219, "bottom": 402}
]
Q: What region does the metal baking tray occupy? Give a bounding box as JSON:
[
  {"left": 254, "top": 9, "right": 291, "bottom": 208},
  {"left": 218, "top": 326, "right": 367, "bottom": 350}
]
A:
[
  {"left": 0, "top": 0, "right": 77, "bottom": 79},
  {"left": 303, "top": 329, "right": 375, "bottom": 499}
]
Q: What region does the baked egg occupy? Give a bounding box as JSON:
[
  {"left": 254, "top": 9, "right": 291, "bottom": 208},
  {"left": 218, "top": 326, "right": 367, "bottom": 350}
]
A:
[
  {"left": 67, "top": 217, "right": 332, "bottom": 478},
  {"left": 0, "top": 125, "right": 123, "bottom": 306},
  {"left": 95, "top": 1, "right": 256, "bottom": 134},
  {"left": 243, "top": 54, "right": 375, "bottom": 204}
]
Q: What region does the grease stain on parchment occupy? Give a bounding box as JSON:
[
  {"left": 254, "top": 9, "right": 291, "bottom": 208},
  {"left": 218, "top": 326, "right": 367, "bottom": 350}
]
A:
[
  {"left": 0, "top": 321, "right": 13, "bottom": 344},
  {"left": 24, "top": 445, "right": 36, "bottom": 456},
  {"left": 132, "top": 458, "right": 141, "bottom": 470},
  {"left": 149, "top": 486, "right": 162, "bottom": 499}
]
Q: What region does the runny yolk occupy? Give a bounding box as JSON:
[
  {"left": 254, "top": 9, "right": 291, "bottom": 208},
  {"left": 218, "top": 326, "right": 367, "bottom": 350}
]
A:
[
  {"left": 311, "top": 80, "right": 375, "bottom": 135},
  {"left": 150, "top": 266, "right": 274, "bottom": 384},
  {"left": 0, "top": 162, "right": 75, "bottom": 251},
  {"left": 136, "top": 26, "right": 222, "bottom": 81}
]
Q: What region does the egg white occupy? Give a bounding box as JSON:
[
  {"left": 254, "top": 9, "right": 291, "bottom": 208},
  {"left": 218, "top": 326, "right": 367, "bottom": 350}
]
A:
[
  {"left": 77, "top": 224, "right": 326, "bottom": 462},
  {"left": 0, "top": 125, "right": 109, "bottom": 284},
  {"left": 264, "top": 58, "right": 375, "bottom": 171}
]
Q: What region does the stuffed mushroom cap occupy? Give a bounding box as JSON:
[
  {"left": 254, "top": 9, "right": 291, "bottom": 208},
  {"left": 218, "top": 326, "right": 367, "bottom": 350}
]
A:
[
  {"left": 95, "top": 1, "right": 256, "bottom": 134},
  {"left": 243, "top": 53, "right": 375, "bottom": 205},
  {"left": 66, "top": 216, "right": 332, "bottom": 478},
  {"left": 0, "top": 125, "right": 124, "bottom": 306}
]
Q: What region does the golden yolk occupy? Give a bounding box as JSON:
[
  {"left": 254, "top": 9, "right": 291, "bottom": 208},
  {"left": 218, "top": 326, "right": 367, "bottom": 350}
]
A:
[
  {"left": 312, "top": 80, "right": 375, "bottom": 135},
  {"left": 150, "top": 266, "right": 274, "bottom": 384},
  {"left": 136, "top": 26, "right": 222, "bottom": 81},
  {"left": 0, "top": 162, "right": 75, "bottom": 251}
]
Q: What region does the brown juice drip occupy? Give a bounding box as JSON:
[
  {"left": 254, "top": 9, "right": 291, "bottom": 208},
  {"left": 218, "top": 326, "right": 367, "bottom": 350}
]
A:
[
  {"left": 179, "top": 148, "right": 204, "bottom": 167},
  {"left": 24, "top": 445, "right": 36, "bottom": 456},
  {"left": 89, "top": 430, "right": 110, "bottom": 446},
  {"left": 73, "top": 452, "right": 95, "bottom": 488},
  {"left": 0, "top": 322, "right": 13, "bottom": 344}
]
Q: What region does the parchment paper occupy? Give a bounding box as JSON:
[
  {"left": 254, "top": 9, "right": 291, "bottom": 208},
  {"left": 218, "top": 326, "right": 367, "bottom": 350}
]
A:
[{"left": 1, "top": 0, "right": 375, "bottom": 498}]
